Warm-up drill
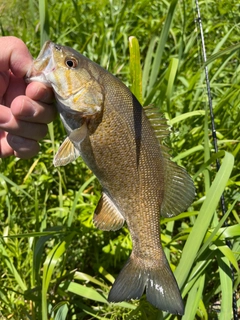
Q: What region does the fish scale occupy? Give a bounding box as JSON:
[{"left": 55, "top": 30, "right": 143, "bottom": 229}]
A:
[{"left": 26, "top": 41, "right": 195, "bottom": 315}]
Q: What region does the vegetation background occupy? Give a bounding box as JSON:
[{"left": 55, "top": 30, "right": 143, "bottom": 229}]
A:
[{"left": 0, "top": 0, "right": 239, "bottom": 319}]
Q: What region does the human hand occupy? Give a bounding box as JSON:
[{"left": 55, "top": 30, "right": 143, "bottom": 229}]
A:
[{"left": 0, "top": 36, "right": 56, "bottom": 158}]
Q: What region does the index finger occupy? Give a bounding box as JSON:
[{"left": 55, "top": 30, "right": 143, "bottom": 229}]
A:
[{"left": 0, "top": 36, "right": 32, "bottom": 77}]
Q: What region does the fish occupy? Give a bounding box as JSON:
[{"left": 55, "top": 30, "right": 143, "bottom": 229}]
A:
[{"left": 26, "top": 41, "right": 195, "bottom": 315}]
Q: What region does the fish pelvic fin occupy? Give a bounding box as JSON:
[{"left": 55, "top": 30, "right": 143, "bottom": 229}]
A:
[
  {"left": 108, "top": 253, "right": 184, "bottom": 315},
  {"left": 53, "top": 137, "right": 80, "bottom": 167},
  {"left": 93, "top": 192, "right": 125, "bottom": 231}
]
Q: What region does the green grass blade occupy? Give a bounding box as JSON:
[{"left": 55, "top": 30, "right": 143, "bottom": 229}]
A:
[
  {"left": 98, "top": 266, "right": 115, "bottom": 284},
  {"left": 172, "top": 145, "right": 204, "bottom": 161},
  {"left": 147, "top": 0, "right": 178, "bottom": 95},
  {"left": 175, "top": 151, "right": 234, "bottom": 288},
  {"left": 165, "top": 57, "right": 179, "bottom": 111},
  {"left": 170, "top": 110, "right": 205, "bottom": 125},
  {"left": 129, "top": 36, "right": 143, "bottom": 104},
  {"left": 74, "top": 271, "right": 109, "bottom": 289},
  {"left": 42, "top": 241, "right": 66, "bottom": 320},
  {"left": 0, "top": 173, "right": 33, "bottom": 200},
  {"left": 142, "top": 36, "right": 157, "bottom": 98},
  {"left": 217, "top": 252, "right": 233, "bottom": 320},
  {"left": 205, "top": 41, "right": 240, "bottom": 66},
  {"left": 67, "top": 175, "right": 96, "bottom": 227},
  {"left": 217, "top": 245, "right": 239, "bottom": 273},
  {"left": 196, "top": 197, "right": 240, "bottom": 259},
  {"left": 39, "top": 0, "right": 50, "bottom": 46},
  {"left": 0, "top": 240, "right": 27, "bottom": 291},
  {"left": 182, "top": 275, "right": 205, "bottom": 320}
]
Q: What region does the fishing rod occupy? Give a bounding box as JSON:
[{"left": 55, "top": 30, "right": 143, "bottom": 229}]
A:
[{"left": 194, "top": 1, "right": 238, "bottom": 319}]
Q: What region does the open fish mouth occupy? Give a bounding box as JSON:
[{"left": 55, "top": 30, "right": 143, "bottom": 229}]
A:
[{"left": 25, "top": 41, "right": 56, "bottom": 85}]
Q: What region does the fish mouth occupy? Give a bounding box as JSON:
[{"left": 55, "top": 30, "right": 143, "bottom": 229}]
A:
[{"left": 25, "top": 41, "right": 56, "bottom": 85}]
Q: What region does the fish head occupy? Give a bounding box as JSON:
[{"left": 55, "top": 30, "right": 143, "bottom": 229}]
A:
[{"left": 26, "top": 41, "right": 103, "bottom": 116}]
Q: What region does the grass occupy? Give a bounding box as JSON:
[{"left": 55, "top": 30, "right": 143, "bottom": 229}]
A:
[{"left": 0, "top": 0, "right": 239, "bottom": 319}]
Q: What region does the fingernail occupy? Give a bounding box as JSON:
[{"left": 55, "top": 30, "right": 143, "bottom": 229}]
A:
[
  {"left": 8, "top": 135, "right": 26, "bottom": 146},
  {"left": 19, "top": 98, "right": 36, "bottom": 118}
]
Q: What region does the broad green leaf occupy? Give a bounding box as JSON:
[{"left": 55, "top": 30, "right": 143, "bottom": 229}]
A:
[
  {"left": 67, "top": 282, "right": 108, "bottom": 304},
  {"left": 53, "top": 303, "right": 68, "bottom": 320},
  {"left": 219, "top": 225, "right": 240, "bottom": 238}
]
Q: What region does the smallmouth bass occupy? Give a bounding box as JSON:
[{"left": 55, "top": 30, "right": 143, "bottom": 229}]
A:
[{"left": 26, "top": 41, "right": 195, "bottom": 315}]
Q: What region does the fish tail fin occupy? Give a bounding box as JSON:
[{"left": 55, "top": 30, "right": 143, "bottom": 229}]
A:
[{"left": 108, "top": 253, "right": 184, "bottom": 315}]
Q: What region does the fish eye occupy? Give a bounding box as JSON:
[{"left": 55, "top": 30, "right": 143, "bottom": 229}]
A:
[{"left": 65, "top": 57, "right": 78, "bottom": 68}]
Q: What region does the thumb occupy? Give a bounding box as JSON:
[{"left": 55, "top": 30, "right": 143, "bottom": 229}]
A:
[{"left": 0, "top": 36, "right": 33, "bottom": 77}]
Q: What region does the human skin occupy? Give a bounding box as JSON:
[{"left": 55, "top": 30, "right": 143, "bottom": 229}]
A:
[{"left": 0, "top": 36, "right": 56, "bottom": 158}]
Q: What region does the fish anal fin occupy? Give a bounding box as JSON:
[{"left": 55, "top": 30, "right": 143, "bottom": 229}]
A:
[
  {"left": 108, "top": 253, "right": 184, "bottom": 315},
  {"left": 161, "top": 159, "right": 195, "bottom": 217},
  {"left": 93, "top": 193, "right": 125, "bottom": 231},
  {"left": 53, "top": 137, "right": 80, "bottom": 167}
]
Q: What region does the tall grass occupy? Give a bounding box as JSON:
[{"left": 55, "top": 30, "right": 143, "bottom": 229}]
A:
[{"left": 0, "top": 0, "right": 239, "bottom": 319}]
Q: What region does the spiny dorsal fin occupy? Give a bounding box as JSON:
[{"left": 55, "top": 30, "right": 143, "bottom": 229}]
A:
[
  {"left": 144, "top": 105, "right": 195, "bottom": 217},
  {"left": 93, "top": 192, "right": 125, "bottom": 231}
]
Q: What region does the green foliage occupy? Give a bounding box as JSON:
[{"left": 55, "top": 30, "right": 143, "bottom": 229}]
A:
[{"left": 0, "top": 0, "right": 239, "bottom": 319}]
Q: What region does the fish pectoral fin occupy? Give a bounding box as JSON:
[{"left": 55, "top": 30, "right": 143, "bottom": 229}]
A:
[
  {"left": 69, "top": 122, "right": 88, "bottom": 147},
  {"left": 161, "top": 158, "right": 195, "bottom": 217},
  {"left": 93, "top": 192, "right": 125, "bottom": 231},
  {"left": 53, "top": 137, "right": 80, "bottom": 167}
]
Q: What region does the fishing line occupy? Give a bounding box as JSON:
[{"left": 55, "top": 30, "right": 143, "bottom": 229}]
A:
[{"left": 194, "top": 1, "right": 238, "bottom": 319}]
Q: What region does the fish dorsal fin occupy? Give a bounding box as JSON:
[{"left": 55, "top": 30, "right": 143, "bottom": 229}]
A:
[
  {"left": 93, "top": 192, "right": 125, "bottom": 231},
  {"left": 144, "top": 105, "right": 195, "bottom": 217},
  {"left": 161, "top": 159, "right": 195, "bottom": 217},
  {"left": 144, "top": 105, "right": 170, "bottom": 144},
  {"left": 53, "top": 137, "right": 80, "bottom": 167}
]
